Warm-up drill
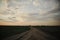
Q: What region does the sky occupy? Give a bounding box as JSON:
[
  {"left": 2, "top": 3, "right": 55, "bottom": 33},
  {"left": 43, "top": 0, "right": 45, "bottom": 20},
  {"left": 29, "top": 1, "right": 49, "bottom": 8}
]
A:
[{"left": 0, "top": 0, "right": 60, "bottom": 25}]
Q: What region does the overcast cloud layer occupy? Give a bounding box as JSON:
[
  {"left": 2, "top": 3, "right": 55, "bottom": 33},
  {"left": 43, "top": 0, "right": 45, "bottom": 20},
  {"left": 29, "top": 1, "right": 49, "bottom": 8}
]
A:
[{"left": 0, "top": 0, "right": 60, "bottom": 25}]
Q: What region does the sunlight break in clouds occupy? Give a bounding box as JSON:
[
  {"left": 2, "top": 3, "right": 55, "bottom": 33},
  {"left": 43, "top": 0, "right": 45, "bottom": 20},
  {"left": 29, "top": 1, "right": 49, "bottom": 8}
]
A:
[{"left": 0, "top": 0, "right": 60, "bottom": 25}]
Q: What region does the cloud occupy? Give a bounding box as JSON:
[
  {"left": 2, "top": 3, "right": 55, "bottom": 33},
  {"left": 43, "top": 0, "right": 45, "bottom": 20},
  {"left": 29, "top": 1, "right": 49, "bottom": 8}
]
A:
[
  {"left": 32, "top": 0, "right": 40, "bottom": 7},
  {"left": 0, "top": 0, "right": 60, "bottom": 25}
]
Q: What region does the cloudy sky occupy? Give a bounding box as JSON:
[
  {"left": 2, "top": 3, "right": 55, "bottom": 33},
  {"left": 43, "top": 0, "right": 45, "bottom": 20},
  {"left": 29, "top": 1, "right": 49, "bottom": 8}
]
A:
[{"left": 0, "top": 0, "right": 60, "bottom": 25}]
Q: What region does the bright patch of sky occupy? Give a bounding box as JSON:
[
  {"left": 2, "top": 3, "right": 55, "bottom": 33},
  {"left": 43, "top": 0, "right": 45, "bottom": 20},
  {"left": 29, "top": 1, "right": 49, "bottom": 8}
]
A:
[
  {"left": 7, "top": 0, "right": 58, "bottom": 13},
  {"left": 0, "top": 0, "right": 59, "bottom": 22}
]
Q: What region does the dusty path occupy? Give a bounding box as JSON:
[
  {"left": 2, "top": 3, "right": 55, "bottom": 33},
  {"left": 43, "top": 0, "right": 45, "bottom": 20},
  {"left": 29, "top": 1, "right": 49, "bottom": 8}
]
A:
[{"left": 3, "top": 27, "right": 57, "bottom": 40}]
